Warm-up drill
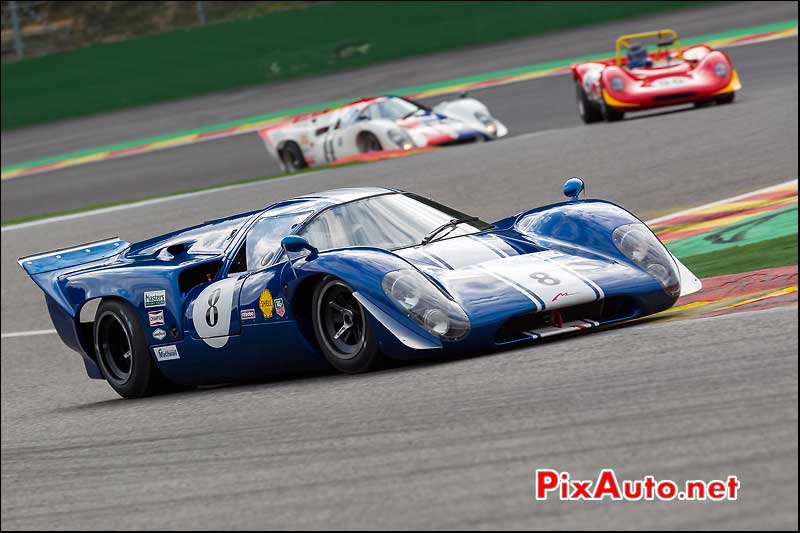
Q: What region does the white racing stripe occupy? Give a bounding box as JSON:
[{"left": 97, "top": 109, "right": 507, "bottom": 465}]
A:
[
  {"left": 474, "top": 264, "right": 544, "bottom": 310},
  {"left": 477, "top": 253, "right": 601, "bottom": 310},
  {"left": 1, "top": 329, "right": 57, "bottom": 339},
  {"left": 537, "top": 251, "right": 604, "bottom": 300}
]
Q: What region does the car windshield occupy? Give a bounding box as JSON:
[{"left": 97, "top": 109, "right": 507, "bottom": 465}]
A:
[
  {"left": 369, "top": 97, "right": 424, "bottom": 120},
  {"left": 299, "top": 193, "right": 492, "bottom": 252}
]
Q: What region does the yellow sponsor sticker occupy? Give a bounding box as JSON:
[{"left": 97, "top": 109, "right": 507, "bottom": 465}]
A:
[{"left": 259, "top": 289, "right": 274, "bottom": 319}]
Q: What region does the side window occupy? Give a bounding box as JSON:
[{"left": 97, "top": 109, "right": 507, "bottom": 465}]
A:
[
  {"left": 229, "top": 211, "right": 312, "bottom": 273},
  {"left": 358, "top": 105, "right": 374, "bottom": 122}
]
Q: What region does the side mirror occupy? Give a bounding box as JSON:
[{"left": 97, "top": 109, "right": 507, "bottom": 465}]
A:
[
  {"left": 281, "top": 235, "right": 318, "bottom": 258},
  {"left": 563, "top": 177, "right": 585, "bottom": 202}
]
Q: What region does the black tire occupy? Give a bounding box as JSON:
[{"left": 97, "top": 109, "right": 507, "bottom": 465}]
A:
[
  {"left": 280, "top": 142, "right": 307, "bottom": 172},
  {"left": 311, "top": 276, "right": 380, "bottom": 373},
  {"left": 357, "top": 132, "right": 383, "bottom": 153},
  {"left": 576, "top": 84, "right": 603, "bottom": 124},
  {"left": 693, "top": 100, "right": 713, "bottom": 108},
  {"left": 715, "top": 92, "right": 735, "bottom": 105},
  {"left": 93, "top": 299, "right": 173, "bottom": 398},
  {"left": 601, "top": 96, "right": 625, "bottom": 122}
]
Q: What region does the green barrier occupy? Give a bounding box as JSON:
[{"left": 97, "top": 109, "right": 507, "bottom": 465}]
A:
[{"left": 1, "top": 1, "right": 709, "bottom": 130}]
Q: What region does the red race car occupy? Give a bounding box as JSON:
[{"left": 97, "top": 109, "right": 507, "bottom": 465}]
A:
[{"left": 572, "top": 29, "right": 741, "bottom": 123}]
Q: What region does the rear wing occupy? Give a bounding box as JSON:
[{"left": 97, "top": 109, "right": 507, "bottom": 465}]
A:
[
  {"left": 615, "top": 29, "right": 681, "bottom": 67},
  {"left": 18, "top": 237, "right": 129, "bottom": 276}
]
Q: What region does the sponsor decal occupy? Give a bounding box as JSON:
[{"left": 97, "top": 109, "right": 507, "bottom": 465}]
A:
[
  {"left": 144, "top": 290, "right": 166, "bottom": 308},
  {"left": 153, "top": 344, "right": 180, "bottom": 361},
  {"left": 259, "top": 289, "right": 274, "bottom": 319},
  {"left": 152, "top": 328, "right": 167, "bottom": 341},
  {"left": 551, "top": 292, "right": 577, "bottom": 302},
  {"left": 275, "top": 298, "right": 286, "bottom": 317},
  {"left": 241, "top": 308, "right": 256, "bottom": 321},
  {"left": 148, "top": 309, "right": 165, "bottom": 326}
]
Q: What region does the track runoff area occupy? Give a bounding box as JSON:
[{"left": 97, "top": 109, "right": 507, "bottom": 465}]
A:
[{"left": 1, "top": 179, "right": 796, "bottom": 341}]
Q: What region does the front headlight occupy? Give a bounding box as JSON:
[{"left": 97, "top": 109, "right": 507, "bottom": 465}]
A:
[
  {"left": 387, "top": 129, "right": 414, "bottom": 150},
  {"left": 382, "top": 269, "right": 470, "bottom": 340},
  {"left": 612, "top": 223, "right": 680, "bottom": 297},
  {"left": 713, "top": 62, "right": 729, "bottom": 78},
  {"left": 474, "top": 111, "right": 497, "bottom": 134},
  {"left": 609, "top": 76, "right": 625, "bottom": 91}
]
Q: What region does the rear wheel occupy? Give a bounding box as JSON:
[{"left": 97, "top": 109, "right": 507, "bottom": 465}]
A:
[
  {"left": 357, "top": 132, "right": 383, "bottom": 153},
  {"left": 311, "top": 277, "right": 380, "bottom": 373},
  {"left": 94, "top": 299, "right": 174, "bottom": 398},
  {"left": 576, "top": 84, "right": 603, "bottom": 124},
  {"left": 280, "top": 142, "right": 307, "bottom": 172},
  {"left": 715, "top": 92, "right": 735, "bottom": 105}
]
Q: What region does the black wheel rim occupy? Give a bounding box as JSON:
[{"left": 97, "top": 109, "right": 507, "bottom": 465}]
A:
[
  {"left": 361, "top": 134, "right": 381, "bottom": 152},
  {"left": 97, "top": 313, "right": 133, "bottom": 383},
  {"left": 283, "top": 147, "right": 302, "bottom": 169},
  {"left": 317, "top": 282, "right": 366, "bottom": 360}
]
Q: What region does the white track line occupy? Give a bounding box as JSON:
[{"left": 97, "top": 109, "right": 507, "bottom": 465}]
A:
[
  {"left": 0, "top": 168, "right": 318, "bottom": 233},
  {"left": 1, "top": 329, "right": 57, "bottom": 339}
]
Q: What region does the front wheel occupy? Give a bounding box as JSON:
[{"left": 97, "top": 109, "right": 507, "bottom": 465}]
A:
[
  {"left": 93, "top": 299, "right": 173, "bottom": 398},
  {"left": 357, "top": 132, "right": 383, "bottom": 153},
  {"left": 601, "top": 97, "right": 625, "bottom": 122},
  {"left": 576, "top": 84, "right": 603, "bottom": 124},
  {"left": 311, "top": 277, "right": 380, "bottom": 373},
  {"left": 715, "top": 92, "right": 735, "bottom": 105}
]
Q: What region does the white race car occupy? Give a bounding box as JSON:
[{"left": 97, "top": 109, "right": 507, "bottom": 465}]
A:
[{"left": 258, "top": 95, "right": 508, "bottom": 171}]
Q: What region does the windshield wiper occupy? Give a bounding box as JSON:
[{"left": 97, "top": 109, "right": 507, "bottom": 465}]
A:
[{"left": 421, "top": 217, "right": 480, "bottom": 245}]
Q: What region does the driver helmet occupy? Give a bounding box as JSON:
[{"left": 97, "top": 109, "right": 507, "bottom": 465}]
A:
[{"left": 626, "top": 44, "right": 649, "bottom": 68}]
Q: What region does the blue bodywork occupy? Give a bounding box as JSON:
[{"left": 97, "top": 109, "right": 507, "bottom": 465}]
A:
[{"left": 19, "top": 187, "right": 686, "bottom": 386}]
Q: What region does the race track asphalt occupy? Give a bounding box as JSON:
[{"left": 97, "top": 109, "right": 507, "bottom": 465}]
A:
[
  {"left": 0, "top": 0, "right": 798, "bottom": 221},
  {"left": 1, "top": 1, "right": 798, "bottom": 529},
  {"left": 1, "top": 308, "right": 797, "bottom": 529}
]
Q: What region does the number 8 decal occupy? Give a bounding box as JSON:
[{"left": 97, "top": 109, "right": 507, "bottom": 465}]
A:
[
  {"left": 206, "top": 288, "right": 221, "bottom": 327},
  {"left": 530, "top": 272, "right": 560, "bottom": 286},
  {"left": 192, "top": 278, "right": 238, "bottom": 348}
]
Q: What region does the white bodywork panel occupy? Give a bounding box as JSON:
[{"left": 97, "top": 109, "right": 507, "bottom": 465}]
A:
[
  {"left": 672, "top": 254, "right": 703, "bottom": 296},
  {"left": 258, "top": 96, "right": 508, "bottom": 171}
]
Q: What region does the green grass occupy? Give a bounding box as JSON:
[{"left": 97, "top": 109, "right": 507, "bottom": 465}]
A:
[{"left": 677, "top": 234, "right": 798, "bottom": 279}]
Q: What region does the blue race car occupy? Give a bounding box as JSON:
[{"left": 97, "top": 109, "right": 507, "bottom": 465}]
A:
[{"left": 19, "top": 179, "right": 701, "bottom": 398}]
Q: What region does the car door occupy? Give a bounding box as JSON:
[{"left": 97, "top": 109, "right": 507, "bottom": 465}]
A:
[
  {"left": 186, "top": 273, "right": 246, "bottom": 349},
  {"left": 331, "top": 105, "right": 373, "bottom": 160}
]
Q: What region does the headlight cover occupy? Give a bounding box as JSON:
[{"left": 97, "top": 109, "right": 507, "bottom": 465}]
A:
[
  {"left": 612, "top": 223, "right": 680, "bottom": 297},
  {"left": 609, "top": 76, "right": 625, "bottom": 91},
  {"left": 382, "top": 269, "right": 470, "bottom": 340},
  {"left": 387, "top": 129, "right": 414, "bottom": 150},
  {"left": 474, "top": 111, "right": 497, "bottom": 134},
  {"left": 713, "top": 62, "right": 729, "bottom": 78}
]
